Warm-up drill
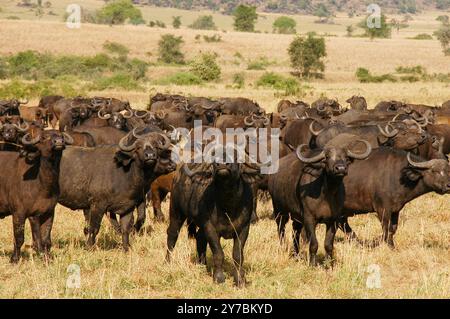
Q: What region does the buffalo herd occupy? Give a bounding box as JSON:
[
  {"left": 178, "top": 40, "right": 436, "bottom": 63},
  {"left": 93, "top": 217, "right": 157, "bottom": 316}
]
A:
[{"left": 0, "top": 94, "right": 449, "bottom": 286}]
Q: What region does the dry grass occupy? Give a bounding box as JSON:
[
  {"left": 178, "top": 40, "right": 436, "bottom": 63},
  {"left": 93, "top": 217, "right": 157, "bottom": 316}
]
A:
[
  {"left": 0, "top": 8, "right": 449, "bottom": 298},
  {"left": 0, "top": 194, "right": 448, "bottom": 298}
]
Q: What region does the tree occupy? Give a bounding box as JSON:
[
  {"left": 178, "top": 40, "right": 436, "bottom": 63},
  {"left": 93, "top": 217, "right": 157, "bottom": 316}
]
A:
[
  {"left": 359, "top": 14, "right": 392, "bottom": 39},
  {"left": 189, "top": 15, "right": 217, "bottom": 30},
  {"left": 273, "top": 16, "right": 296, "bottom": 34},
  {"left": 436, "top": 15, "right": 449, "bottom": 25},
  {"left": 172, "top": 16, "right": 181, "bottom": 29},
  {"left": 96, "top": 0, "right": 143, "bottom": 25},
  {"left": 346, "top": 25, "right": 354, "bottom": 37},
  {"left": 233, "top": 5, "right": 258, "bottom": 32},
  {"left": 189, "top": 52, "right": 221, "bottom": 81},
  {"left": 288, "top": 33, "right": 327, "bottom": 78},
  {"left": 314, "top": 3, "right": 332, "bottom": 23},
  {"left": 158, "top": 34, "right": 185, "bottom": 64},
  {"left": 435, "top": 24, "right": 450, "bottom": 55}
]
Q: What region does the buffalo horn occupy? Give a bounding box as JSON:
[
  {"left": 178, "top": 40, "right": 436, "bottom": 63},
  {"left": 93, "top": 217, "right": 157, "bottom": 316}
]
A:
[
  {"left": 407, "top": 152, "right": 441, "bottom": 169},
  {"left": 309, "top": 120, "right": 325, "bottom": 136},
  {"left": 295, "top": 144, "right": 325, "bottom": 163},
  {"left": 346, "top": 140, "right": 372, "bottom": 160},
  {"left": 21, "top": 133, "right": 40, "bottom": 145}
]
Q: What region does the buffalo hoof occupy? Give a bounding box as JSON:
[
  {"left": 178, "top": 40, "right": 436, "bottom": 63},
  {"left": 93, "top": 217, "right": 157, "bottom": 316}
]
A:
[
  {"left": 154, "top": 213, "right": 165, "bottom": 223},
  {"left": 213, "top": 271, "right": 226, "bottom": 284},
  {"left": 10, "top": 254, "right": 20, "bottom": 264},
  {"left": 234, "top": 275, "right": 248, "bottom": 288}
]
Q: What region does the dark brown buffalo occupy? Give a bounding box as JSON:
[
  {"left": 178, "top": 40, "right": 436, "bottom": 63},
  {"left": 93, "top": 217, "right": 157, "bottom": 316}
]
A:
[
  {"left": 58, "top": 130, "right": 176, "bottom": 251},
  {"left": 0, "top": 120, "right": 29, "bottom": 151},
  {"left": 219, "top": 97, "right": 264, "bottom": 116},
  {"left": 166, "top": 145, "right": 263, "bottom": 286},
  {"left": 423, "top": 124, "right": 450, "bottom": 155},
  {"left": 0, "top": 99, "right": 28, "bottom": 116},
  {"left": 277, "top": 100, "right": 309, "bottom": 113},
  {"left": 338, "top": 148, "right": 450, "bottom": 247},
  {"left": 214, "top": 114, "right": 270, "bottom": 131},
  {"left": 148, "top": 171, "right": 176, "bottom": 222},
  {"left": 19, "top": 106, "right": 51, "bottom": 127},
  {"left": 0, "top": 129, "right": 73, "bottom": 262},
  {"left": 374, "top": 100, "right": 406, "bottom": 112},
  {"left": 346, "top": 96, "right": 367, "bottom": 111},
  {"left": 38, "top": 95, "right": 64, "bottom": 109},
  {"left": 269, "top": 134, "right": 372, "bottom": 265}
]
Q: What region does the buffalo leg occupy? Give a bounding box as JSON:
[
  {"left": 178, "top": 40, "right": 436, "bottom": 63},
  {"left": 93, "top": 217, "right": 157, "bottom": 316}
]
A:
[
  {"left": 274, "top": 211, "right": 289, "bottom": 245},
  {"left": 204, "top": 221, "right": 225, "bottom": 284},
  {"left": 195, "top": 227, "right": 207, "bottom": 265},
  {"left": 378, "top": 210, "right": 392, "bottom": 247},
  {"left": 107, "top": 212, "right": 121, "bottom": 235},
  {"left": 387, "top": 212, "right": 399, "bottom": 248},
  {"left": 83, "top": 210, "right": 90, "bottom": 236},
  {"left": 11, "top": 214, "right": 26, "bottom": 263},
  {"left": 40, "top": 210, "right": 55, "bottom": 255},
  {"left": 292, "top": 220, "right": 303, "bottom": 256},
  {"left": 338, "top": 216, "right": 358, "bottom": 241},
  {"left": 304, "top": 218, "right": 318, "bottom": 267},
  {"left": 134, "top": 201, "right": 147, "bottom": 234},
  {"left": 86, "top": 208, "right": 104, "bottom": 249},
  {"left": 324, "top": 221, "right": 337, "bottom": 263},
  {"left": 232, "top": 223, "right": 249, "bottom": 287},
  {"left": 29, "top": 216, "right": 43, "bottom": 254},
  {"left": 120, "top": 212, "right": 134, "bottom": 252},
  {"left": 166, "top": 211, "right": 186, "bottom": 262},
  {"left": 250, "top": 188, "right": 258, "bottom": 224},
  {"left": 151, "top": 189, "right": 167, "bottom": 222}
]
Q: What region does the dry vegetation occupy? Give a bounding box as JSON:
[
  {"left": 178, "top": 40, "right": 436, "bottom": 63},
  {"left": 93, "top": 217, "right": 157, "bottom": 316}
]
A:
[{"left": 0, "top": 3, "right": 449, "bottom": 298}]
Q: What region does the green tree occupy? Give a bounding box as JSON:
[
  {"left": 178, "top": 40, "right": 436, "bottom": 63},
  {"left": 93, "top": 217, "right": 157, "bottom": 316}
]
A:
[
  {"left": 158, "top": 34, "right": 185, "bottom": 64},
  {"left": 189, "top": 15, "right": 217, "bottom": 30},
  {"left": 189, "top": 52, "right": 221, "bottom": 81},
  {"left": 314, "top": 3, "right": 332, "bottom": 23},
  {"left": 288, "top": 33, "right": 327, "bottom": 78},
  {"left": 436, "top": 15, "right": 449, "bottom": 25},
  {"left": 273, "top": 16, "right": 296, "bottom": 34},
  {"left": 435, "top": 24, "right": 450, "bottom": 55},
  {"left": 359, "top": 14, "right": 392, "bottom": 39},
  {"left": 172, "top": 16, "right": 181, "bottom": 29},
  {"left": 96, "top": 0, "right": 143, "bottom": 25},
  {"left": 233, "top": 5, "right": 258, "bottom": 32},
  {"left": 346, "top": 25, "right": 354, "bottom": 37}
]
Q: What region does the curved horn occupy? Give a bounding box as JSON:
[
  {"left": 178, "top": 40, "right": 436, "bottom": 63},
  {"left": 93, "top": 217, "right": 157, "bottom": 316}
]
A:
[
  {"left": 309, "top": 120, "right": 325, "bottom": 136},
  {"left": 244, "top": 115, "right": 254, "bottom": 126},
  {"left": 263, "top": 116, "right": 270, "bottom": 126},
  {"left": 404, "top": 105, "right": 412, "bottom": 114},
  {"left": 155, "top": 111, "right": 166, "bottom": 120},
  {"left": 295, "top": 144, "right": 325, "bottom": 163},
  {"left": 63, "top": 132, "right": 74, "bottom": 145},
  {"left": 402, "top": 119, "right": 422, "bottom": 132},
  {"left": 407, "top": 152, "right": 441, "bottom": 169},
  {"left": 378, "top": 124, "right": 398, "bottom": 137},
  {"left": 392, "top": 113, "right": 402, "bottom": 122},
  {"left": 201, "top": 103, "right": 214, "bottom": 110},
  {"left": 19, "top": 98, "right": 29, "bottom": 105},
  {"left": 118, "top": 134, "right": 137, "bottom": 152},
  {"left": 157, "top": 133, "right": 171, "bottom": 149},
  {"left": 316, "top": 103, "right": 326, "bottom": 112},
  {"left": 346, "top": 140, "right": 372, "bottom": 160},
  {"left": 97, "top": 109, "right": 111, "bottom": 120},
  {"left": 122, "top": 109, "right": 133, "bottom": 119},
  {"left": 134, "top": 110, "right": 149, "bottom": 119},
  {"left": 13, "top": 121, "right": 29, "bottom": 132},
  {"left": 132, "top": 127, "right": 147, "bottom": 139},
  {"left": 21, "top": 133, "right": 40, "bottom": 145}
]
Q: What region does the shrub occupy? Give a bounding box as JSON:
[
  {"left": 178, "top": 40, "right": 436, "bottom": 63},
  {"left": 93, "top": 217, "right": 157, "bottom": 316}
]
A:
[
  {"left": 0, "top": 79, "right": 85, "bottom": 99},
  {"left": 436, "top": 15, "right": 449, "bottom": 25},
  {"left": 91, "top": 73, "right": 142, "bottom": 90},
  {"left": 158, "top": 72, "right": 203, "bottom": 86},
  {"left": 189, "top": 52, "right": 221, "bottom": 81},
  {"left": 96, "top": 0, "right": 143, "bottom": 25},
  {"left": 358, "top": 14, "right": 392, "bottom": 39},
  {"left": 256, "top": 72, "right": 300, "bottom": 96},
  {"left": 434, "top": 24, "right": 450, "bottom": 55},
  {"left": 232, "top": 73, "right": 245, "bottom": 89},
  {"left": 149, "top": 20, "right": 166, "bottom": 28},
  {"left": 102, "top": 41, "right": 129, "bottom": 58},
  {"left": 233, "top": 5, "right": 258, "bottom": 32},
  {"left": 288, "top": 33, "right": 326, "bottom": 78},
  {"left": 314, "top": 3, "right": 332, "bottom": 23},
  {"left": 189, "top": 15, "right": 217, "bottom": 30},
  {"left": 410, "top": 33, "right": 433, "bottom": 40},
  {"left": 6, "top": 16, "right": 20, "bottom": 20},
  {"left": 203, "top": 34, "right": 222, "bottom": 42},
  {"left": 346, "top": 25, "right": 354, "bottom": 37},
  {"left": 172, "top": 16, "right": 181, "bottom": 29},
  {"left": 158, "top": 34, "right": 185, "bottom": 64},
  {"left": 247, "top": 56, "right": 272, "bottom": 70},
  {"left": 355, "top": 68, "right": 397, "bottom": 83},
  {"left": 273, "top": 16, "right": 296, "bottom": 34},
  {"left": 395, "top": 65, "right": 426, "bottom": 75}
]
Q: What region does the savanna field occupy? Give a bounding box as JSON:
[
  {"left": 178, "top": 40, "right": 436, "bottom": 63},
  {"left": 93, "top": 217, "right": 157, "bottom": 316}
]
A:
[{"left": 0, "top": 1, "right": 449, "bottom": 298}]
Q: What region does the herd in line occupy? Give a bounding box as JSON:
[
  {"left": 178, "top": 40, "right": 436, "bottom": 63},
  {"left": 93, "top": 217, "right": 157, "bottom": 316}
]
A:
[{"left": 0, "top": 94, "right": 449, "bottom": 286}]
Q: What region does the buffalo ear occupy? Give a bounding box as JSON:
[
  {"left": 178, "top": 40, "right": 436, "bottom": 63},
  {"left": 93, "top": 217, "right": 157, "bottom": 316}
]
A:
[
  {"left": 240, "top": 164, "right": 263, "bottom": 184},
  {"left": 403, "top": 167, "right": 423, "bottom": 182},
  {"left": 114, "top": 151, "right": 134, "bottom": 167}
]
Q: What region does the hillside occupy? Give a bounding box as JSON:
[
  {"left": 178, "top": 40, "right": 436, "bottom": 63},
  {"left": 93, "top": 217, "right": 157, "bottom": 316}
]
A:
[{"left": 136, "top": 0, "right": 450, "bottom": 14}]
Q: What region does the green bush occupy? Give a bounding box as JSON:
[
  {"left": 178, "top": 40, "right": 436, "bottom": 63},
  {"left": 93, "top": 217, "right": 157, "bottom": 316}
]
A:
[
  {"left": 96, "top": 0, "right": 143, "bottom": 25},
  {"left": 232, "top": 73, "right": 245, "bottom": 89},
  {"left": 158, "top": 34, "right": 185, "bottom": 64},
  {"left": 157, "top": 72, "right": 203, "bottom": 86},
  {"left": 189, "top": 15, "right": 217, "bottom": 30},
  {"left": 189, "top": 52, "right": 221, "bottom": 81},
  {"left": 91, "top": 73, "right": 142, "bottom": 90},
  {"left": 288, "top": 33, "right": 326, "bottom": 78},
  {"left": 149, "top": 20, "right": 166, "bottom": 28},
  {"left": 358, "top": 14, "right": 392, "bottom": 39},
  {"left": 395, "top": 65, "right": 426, "bottom": 75},
  {"left": 0, "top": 79, "right": 85, "bottom": 99},
  {"left": 247, "top": 56, "right": 272, "bottom": 70},
  {"left": 273, "top": 16, "right": 296, "bottom": 34},
  {"left": 172, "top": 16, "right": 181, "bottom": 29},
  {"left": 434, "top": 24, "right": 450, "bottom": 55},
  {"left": 102, "top": 41, "right": 129, "bottom": 58},
  {"left": 355, "top": 68, "right": 397, "bottom": 83},
  {"left": 409, "top": 33, "right": 433, "bottom": 40},
  {"left": 6, "top": 16, "right": 20, "bottom": 20},
  {"left": 256, "top": 72, "right": 300, "bottom": 96},
  {"left": 233, "top": 5, "right": 258, "bottom": 32}
]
